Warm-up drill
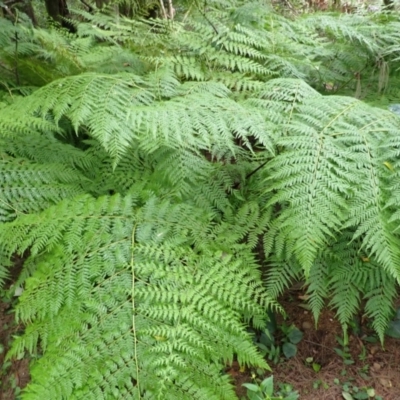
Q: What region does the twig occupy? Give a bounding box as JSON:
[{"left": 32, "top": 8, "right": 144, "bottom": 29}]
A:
[
  {"left": 0, "top": 81, "right": 13, "bottom": 99},
  {"left": 14, "top": 30, "right": 20, "bottom": 86},
  {"left": 245, "top": 159, "right": 269, "bottom": 180},
  {"left": 182, "top": 4, "right": 193, "bottom": 24},
  {"left": 1, "top": 4, "right": 16, "bottom": 19},
  {"left": 302, "top": 339, "right": 336, "bottom": 352},
  {"left": 80, "top": 0, "right": 93, "bottom": 12},
  {"left": 159, "top": 0, "right": 168, "bottom": 19},
  {"left": 196, "top": 3, "right": 218, "bottom": 34},
  {"left": 233, "top": 158, "right": 269, "bottom": 190},
  {"left": 4, "top": 0, "right": 19, "bottom": 4},
  {"left": 167, "top": 0, "right": 175, "bottom": 19}
]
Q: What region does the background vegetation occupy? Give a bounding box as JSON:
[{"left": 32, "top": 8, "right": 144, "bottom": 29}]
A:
[{"left": 1, "top": 0, "right": 400, "bottom": 399}]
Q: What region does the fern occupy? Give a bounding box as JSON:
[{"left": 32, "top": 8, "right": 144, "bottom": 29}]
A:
[
  {"left": 1, "top": 194, "right": 272, "bottom": 400},
  {"left": 306, "top": 257, "right": 330, "bottom": 325},
  {"left": 364, "top": 266, "right": 396, "bottom": 342},
  {"left": 1, "top": 3, "right": 400, "bottom": 398},
  {"left": 263, "top": 81, "right": 400, "bottom": 278}
]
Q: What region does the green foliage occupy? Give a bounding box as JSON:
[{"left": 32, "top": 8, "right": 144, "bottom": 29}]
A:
[
  {"left": 385, "top": 306, "right": 400, "bottom": 338},
  {"left": 339, "top": 380, "right": 382, "bottom": 400},
  {"left": 243, "top": 375, "right": 299, "bottom": 400},
  {"left": 1, "top": 1, "right": 400, "bottom": 399},
  {"left": 2, "top": 194, "right": 274, "bottom": 400}
]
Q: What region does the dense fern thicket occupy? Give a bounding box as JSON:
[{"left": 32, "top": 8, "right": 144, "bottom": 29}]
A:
[{"left": 1, "top": 1, "right": 400, "bottom": 399}]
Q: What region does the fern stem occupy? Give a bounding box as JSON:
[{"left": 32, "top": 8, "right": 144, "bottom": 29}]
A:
[{"left": 131, "top": 223, "right": 141, "bottom": 399}]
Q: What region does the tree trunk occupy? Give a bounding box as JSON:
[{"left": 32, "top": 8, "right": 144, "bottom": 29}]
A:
[
  {"left": 44, "top": 0, "right": 76, "bottom": 32},
  {"left": 119, "top": 3, "right": 133, "bottom": 17},
  {"left": 94, "top": 1, "right": 158, "bottom": 18},
  {"left": 2, "top": 0, "right": 37, "bottom": 25},
  {"left": 21, "top": 0, "right": 36, "bottom": 24},
  {"left": 18, "top": 0, "right": 37, "bottom": 25},
  {"left": 95, "top": 0, "right": 134, "bottom": 18}
]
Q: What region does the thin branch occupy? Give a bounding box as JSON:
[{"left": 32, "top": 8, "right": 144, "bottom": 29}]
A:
[
  {"left": 233, "top": 158, "right": 270, "bottom": 190},
  {"left": 182, "top": 4, "right": 193, "bottom": 24},
  {"left": 245, "top": 159, "right": 269, "bottom": 180},
  {"left": 167, "top": 0, "right": 175, "bottom": 19},
  {"left": 80, "top": 0, "right": 93, "bottom": 12},
  {"left": 4, "top": 0, "right": 19, "bottom": 6},
  {"left": 1, "top": 4, "right": 16, "bottom": 19},
  {"left": 14, "top": 30, "right": 20, "bottom": 86},
  {"left": 196, "top": 2, "right": 218, "bottom": 34},
  {"left": 159, "top": 0, "right": 168, "bottom": 19}
]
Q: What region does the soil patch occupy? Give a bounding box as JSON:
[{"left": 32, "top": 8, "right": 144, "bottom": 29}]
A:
[
  {"left": 231, "top": 290, "right": 400, "bottom": 399},
  {"left": 0, "top": 257, "right": 30, "bottom": 400}
]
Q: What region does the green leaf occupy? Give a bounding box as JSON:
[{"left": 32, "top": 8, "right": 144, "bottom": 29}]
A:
[
  {"left": 312, "top": 363, "right": 321, "bottom": 372},
  {"left": 288, "top": 328, "right": 303, "bottom": 344},
  {"left": 243, "top": 383, "right": 261, "bottom": 393},
  {"left": 260, "top": 331, "right": 274, "bottom": 347},
  {"left": 256, "top": 342, "right": 269, "bottom": 356},
  {"left": 385, "top": 320, "right": 400, "bottom": 338},
  {"left": 260, "top": 376, "right": 274, "bottom": 396},
  {"left": 342, "top": 392, "right": 354, "bottom": 400},
  {"left": 353, "top": 391, "right": 369, "bottom": 400},
  {"left": 282, "top": 342, "right": 297, "bottom": 358},
  {"left": 246, "top": 391, "right": 263, "bottom": 400}
]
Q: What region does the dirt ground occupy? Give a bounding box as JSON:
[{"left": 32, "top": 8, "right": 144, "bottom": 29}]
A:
[
  {"left": 0, "top": 301, "right": 29, "bottom": 400},
  {"left": 0, "top": 258, "right": 30, "bottom": 400},
  {"left": 230, "top": 292, "right": 400, "bottom": 400}
]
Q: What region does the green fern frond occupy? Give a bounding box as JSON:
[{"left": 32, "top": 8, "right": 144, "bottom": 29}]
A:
[
  {"left": 264, "top": 97, "right": 352, "bottom": 273},
  {"left": 7, "top": 71, "right": 276, "bottom": 164},
  {"left": 3, "top": 193, "right": 271, "bottom": 399},
  {"left": 0, "top": 111, "right": 59, "bottom": 136},
  {"left": 0, "top": 157, "right": 87, "bottom": 222},
  {"left": 265, "top": 258, "right": 303, "bottom": 299},
  {"left": 264, "top": 85, "right": 400, "bottom": 277},
  {"left": 364, "top": 268, "right": 396, "bottom": 343},
  {"left": 324, "top": 232, "right": 396, "bottom": 342},
  {"left": 9, "top": 72, "right": 153, "bottom": 161},
  {"left": 329, "top": 264, "right": 363, "bottom": 332},
  {"left": 0, "top": 132, "right": 94, "bottom": 170},
  {"left": 306, "top": 257, "right": 330, "bottom": 324}
]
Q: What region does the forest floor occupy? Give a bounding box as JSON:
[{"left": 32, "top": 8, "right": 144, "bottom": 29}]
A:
[
  {"left": 0, "top": 258, "right": 29, "bottom": 400},
  {"left": 230, "top": 291, "right": 400, "bottom": 400},
  {"left": 0, "top": 274, "right": 399, "bottom": 399}
]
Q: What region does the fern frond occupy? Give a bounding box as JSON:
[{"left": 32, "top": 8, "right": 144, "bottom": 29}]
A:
[
  {"left": 264, "top": 83, "right": 400, "bottom": 277},
  {"left": 364, "top": 268, "right": 396, "bottom": 343},
  {"left": 265, "top": 258, "right": 303, "bottom": 299},
  {"left": 2, "top": 193, "right": 272, "bottom": 399},
  {"left": 0, "top": 157, "right": 87, "bottom": 222},
  {"left": 306, "top": 256, "right": 330, "bottom": 324},
  {"left": 329, "top": 262, "right": 364, "bottom": 333},
  {"left": 265, "top": 95, "right": 352, "bottom": 272},
  {"left": 9, "top": 72, "right": 153, "bottom": 162},
  {"left": 0, "top": 132, "right": 94, "bottom": 170}
]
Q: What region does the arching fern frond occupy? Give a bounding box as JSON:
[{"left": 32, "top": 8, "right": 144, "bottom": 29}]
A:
[
  {"left": 2, "top": 193, "right": 272, "bottom": 399},
  {"left": 264, "top": 83, "right": 400, "bottom": 277},
  {"left": 5, "top": 71, "right": 275, "bottom": 164},
  {"left": 364, "top": 267, "right": 397, "bottom": 343},
  {"left": 0, "top": 158, "right": 86, "bottom": 222}
]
